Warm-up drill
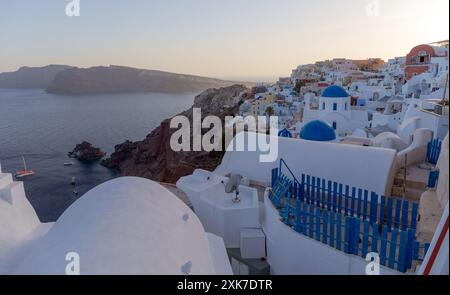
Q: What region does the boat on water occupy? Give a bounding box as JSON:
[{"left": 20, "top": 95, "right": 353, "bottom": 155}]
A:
[
  {"left": 15, "top": 156, "right": 35, "bottom": 178},
  {"left": 64, "top": 162, "right": 74, "bottom": 166}
]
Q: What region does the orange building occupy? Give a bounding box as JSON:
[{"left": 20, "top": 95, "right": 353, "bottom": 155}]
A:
[{"left": 404, "top": 44, "right": 448, "bottom": 80}]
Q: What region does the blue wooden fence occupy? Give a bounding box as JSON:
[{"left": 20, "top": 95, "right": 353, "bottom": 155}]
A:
[
  {"left": 427, "top": 139, "right": 442, "bottom": 165},
  {"left": 272, "top": 162, "right": 419, "bottom": 232},
  {"left": 428, "top": 170, "right": 440, "bottom": 188},
  {"left": 270, "top": 160, "right": 429, "bottom": 273}
]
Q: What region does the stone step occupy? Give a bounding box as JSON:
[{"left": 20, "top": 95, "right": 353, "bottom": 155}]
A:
[
  {"left": 391, "top": 186, "right": 425, "bottom": 203},
  {"left": 394, "top": 177, "right": 427, "bottom": 191}
]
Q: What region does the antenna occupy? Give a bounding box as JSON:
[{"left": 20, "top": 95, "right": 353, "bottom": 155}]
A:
[{"left": 442, "top": 73, "right": 449, "bottom": 103}]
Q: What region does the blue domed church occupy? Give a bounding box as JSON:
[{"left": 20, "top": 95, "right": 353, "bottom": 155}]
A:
[{"left": 297, "top": 85, "right": 369, "bottom": 138}]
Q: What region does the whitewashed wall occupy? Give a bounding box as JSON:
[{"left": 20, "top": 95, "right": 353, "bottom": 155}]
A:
[
  {"left": 262, "top": 193, "right": 401, "bottom": 275},
  {"left": 217, "top": 133, "right": 397, "bottom": 196}
]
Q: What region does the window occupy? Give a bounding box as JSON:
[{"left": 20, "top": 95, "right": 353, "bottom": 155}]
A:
[
  {"left": 418, "top": 51, "right": 428, "bottom": 64},
  {"left": 333, "top": 103, "right": 338, "bottom": 111},
  {"left": 345, "top": 102, "right": 348, "bottom": 110},
  {"left": 332, "top": 122, "right": 337, "bottom": 130},
  {"left": 322, "top": 102, "right": 326, "bottom": 110}
]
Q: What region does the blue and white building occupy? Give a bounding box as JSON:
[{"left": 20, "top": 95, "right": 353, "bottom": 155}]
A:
[{"left": 299, "top": 85, "right": 370, "bottom": 137}]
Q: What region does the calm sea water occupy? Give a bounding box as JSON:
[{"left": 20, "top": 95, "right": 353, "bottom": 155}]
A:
[{"left": 0, "top": 88, "right": 195, "bottom": 222}]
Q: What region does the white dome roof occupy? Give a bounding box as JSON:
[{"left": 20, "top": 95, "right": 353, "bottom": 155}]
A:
[{"left": 11, "top": 177, "right": 218, "bottom": 275}]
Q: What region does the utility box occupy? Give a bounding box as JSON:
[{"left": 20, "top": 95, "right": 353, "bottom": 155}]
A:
[
  {"left": 239, "top": 228, "right": 266, "bottom": 259},
  {"left": 227, "top": 248, "right": 270, "bottom": 275}
]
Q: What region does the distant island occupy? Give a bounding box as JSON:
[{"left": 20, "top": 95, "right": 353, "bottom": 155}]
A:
[
  {"left": 0, "top": 65, "right": 73, "bottom": 89},
  {"left": 0, "top": 65, "right": 244, "bottom": 94}
]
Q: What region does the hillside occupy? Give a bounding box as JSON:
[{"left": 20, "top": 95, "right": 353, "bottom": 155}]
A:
[
  {"left": 46, "top": 65, "right": 239, "bottom": 94},
  {"left": 0, "top": 65, "right": 73, "bottom": 88}
]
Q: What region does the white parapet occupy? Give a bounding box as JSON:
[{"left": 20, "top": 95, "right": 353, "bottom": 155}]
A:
[
  {"left": 177, "top": 169, "right": 260, "bottom": 248},
  {"left": 0, "top": 170, "right": 43, "bottom": 273}
]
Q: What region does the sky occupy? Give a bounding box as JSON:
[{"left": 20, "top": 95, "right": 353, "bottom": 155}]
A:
[{"left": 0, "top": 0, "right": 449, "bottom": 81}]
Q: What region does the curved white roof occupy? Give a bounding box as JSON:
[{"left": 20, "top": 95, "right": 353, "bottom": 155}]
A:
[{"left": 10, "top": 177, "right": 219, "bottom": 275}]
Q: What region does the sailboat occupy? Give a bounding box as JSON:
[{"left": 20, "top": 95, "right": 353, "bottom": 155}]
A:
[{"left": 15, "top": 156, "right": 35, "bottom": 178}]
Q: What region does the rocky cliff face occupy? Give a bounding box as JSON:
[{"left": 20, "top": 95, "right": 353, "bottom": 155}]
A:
[{"left": 102, "top": 85, "right": 250, "bottom": 183}]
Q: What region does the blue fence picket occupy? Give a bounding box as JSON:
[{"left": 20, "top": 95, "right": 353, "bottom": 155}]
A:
[
  {"left": 316, "top": 178, "right": 322, "bottom": 208},
  {"left": 309, "top": 204, "right": 314, "bottom": 238},
  {"left": 380, "top": 196, "right": 386, "bottom": 224},
  {"left": 300, "top": 174, "right": 305, "bottom": 202},
  {"left": 387, "top": 198, "right": 393, "bottom": 229},
  {"left": 302, "top": 202, "right": 308, "bottom": 234},
  {"left": 363, "top": 190, "right": 369, "bottom": 220},
  {"left": 428, "top": 171, "right": 440, "bottom": 188},
  {"left": 394, "top": 199, "right": 402, "bottom": 229},
  {"left": 405, "top": 229, "right": 415, "bottom": 270},
  {"left": 352, "top": 218, "right": 360, "bottom": 255},
  {"left": 338, "top": 184, "right": 343, "bottom": 214},
  {"left": 306, "top": 175, "right": 311, "bottom": 202},
  {"left": 336, "top": 213, "right": 342, "bottom": 251},
  {"left": 398, "top": 231, "right": 408, "bottom": 272},
  {"left": 357, "top": 189, "right": 363, "bottom": 218},
  {"left": 388, "top": 228, "right": 398, "bottom": 269},
  {"left": 283, "top": 192, "right": 290, "bottom": 225},
  {"left": 371, "top": 223, "right": 379, "bottom": 253},
  {"left": 362, "top": 221, "right": 370, "bottom": 257},
  {"left": 344, "top": 216, "right": 351, "bottom": 254},
  {"left": 436, "top": 140, "right": 441, "bottom": 163},
  {"left": 315, "top": 207, "right": 321, "bottom": 241},
  {"left": 351, "top": 187, "right": 356, "bottom": 217},
  {"left": 327, "top": 181, "right": 332, "bottom": 210},
  {"left": 293, "top": 182, "right": 297, "bottom": 199},
  {"left": 321, "top": 179, "right": 326, "bottom": 209},
  {"left": 401, "top": 200, "right": 409, "bottom": 231},
  {"left": 294, "top": 199, "right": 301, "bottom": 232},
  {"left": 344, "top": 185, "right": 350, "bottom": 216},
  {"left": 311, "top": 176, "right": 316, "bottom": 205},
  {"left": 380, "top": 226, "right": 388, "bottom": 266},
  {"left": 330, "top": 211, "right": 335, "bottom": 248},
  {"left": 271, "top": 168, "right": 278, "bottom": 187},
  {"left": 427, "top": 139, "right": 442, "bottom": 164},
  {"left": 333, "top": 182, "right": 338, "bottom": 212},
  {"left": 424, "top": 243, "right": 431, "bottom": 256},
  {"left": 411, "top": 203, "right": 419, "bottom": 230},
  {"left": 370, "top": 192, "right": 378, "bottom": 224},
  {"left": 322, "top": 210, "right": 329, "bottom": 244}
]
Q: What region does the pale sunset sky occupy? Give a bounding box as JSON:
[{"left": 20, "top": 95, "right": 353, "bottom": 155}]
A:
[{"left": 0, "top": 0, "right": 449, "bottom": 81}]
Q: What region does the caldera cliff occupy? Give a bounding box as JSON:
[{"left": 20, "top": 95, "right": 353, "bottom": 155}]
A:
[{"left": 102, "top": 84, "right": 251, "bottom": 183}]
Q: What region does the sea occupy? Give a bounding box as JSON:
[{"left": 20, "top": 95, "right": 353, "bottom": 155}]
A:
[{"left": 0, "top": 88, "right": 195, "bottom": 222}]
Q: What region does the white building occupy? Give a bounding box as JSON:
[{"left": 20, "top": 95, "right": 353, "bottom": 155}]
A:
[
  {"left": 300, "top": 85, "right": 369, "bottom": 137},
  {"left": 0, "top": 173, "right": 231, "bottom": 275},
  {"left": 176, "top": 132, "right": 449, "bottom": 275},
  {"left": 380, "top": 56, "right": 406, "bottom": 77}
]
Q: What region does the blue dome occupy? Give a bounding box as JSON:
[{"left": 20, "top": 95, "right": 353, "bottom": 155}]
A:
[
  {"left": 322, "top": 85, "right": 349, "bottom": 98},
  {"left": 300, "top": 120, "right": 336, "bottom": 142}
]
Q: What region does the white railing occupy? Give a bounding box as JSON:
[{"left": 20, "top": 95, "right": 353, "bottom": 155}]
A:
[{"left": 421, "top": 99, "right": 449, "bottom": 116}]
